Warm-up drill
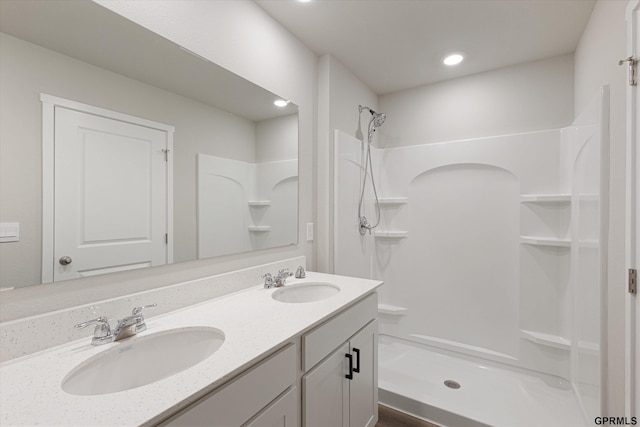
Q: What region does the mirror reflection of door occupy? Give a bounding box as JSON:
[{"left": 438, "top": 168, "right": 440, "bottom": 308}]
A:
[{"left": 42, "top": 95, "right": 173, "bottom": 282}]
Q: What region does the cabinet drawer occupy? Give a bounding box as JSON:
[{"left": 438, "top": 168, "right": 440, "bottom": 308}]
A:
[
  {"left": 160, "top": 343, "right": 296, "bottom": 426},
  {"left": 302, "top": 292, "right": 377, "bottom": 371}
]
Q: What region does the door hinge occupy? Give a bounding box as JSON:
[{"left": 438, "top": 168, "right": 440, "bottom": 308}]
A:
[
  {"left": 162, "top": 149, "right": 170, "bottom": 162},
  {"left": 619, "top": 56, "right": 638, "bottom": 86},
  {"left": 630, "top": 268, "right": 638, "bottom": 295},
  {"left": 165, "top": 233, "right": 168, "bottom": 244}
]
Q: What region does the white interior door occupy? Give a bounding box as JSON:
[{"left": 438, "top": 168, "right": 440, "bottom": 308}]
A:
[
  {"left": 627, "top": 0, "right": 640, "bottom": 419},
  {"left": 50, "top": 103, "right": 170, "bottom": 281}
]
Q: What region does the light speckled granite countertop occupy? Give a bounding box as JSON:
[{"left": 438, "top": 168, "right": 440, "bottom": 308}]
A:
[{"left": 0, "top": 272, "right": 382, "bottom": 426}]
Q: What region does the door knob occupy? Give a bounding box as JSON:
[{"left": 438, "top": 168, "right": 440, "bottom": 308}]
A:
[{"left": 59, "top": 256, "right": 72, "bottom": 265}]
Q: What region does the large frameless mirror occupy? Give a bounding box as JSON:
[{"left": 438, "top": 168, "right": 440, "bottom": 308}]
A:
[{"left": 0, "top": 0, "right": 298, "bottom": 289}]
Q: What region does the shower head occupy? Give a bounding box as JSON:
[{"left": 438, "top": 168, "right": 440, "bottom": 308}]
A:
[
  {"left": 372, "top": 111, "right": 386, "bottom": 128},
  {"left": 359, "top": 105, "right": 386, "bottom": 143},
  {"left": 359, "top": 105, "right": 386, "bottom": 128}
]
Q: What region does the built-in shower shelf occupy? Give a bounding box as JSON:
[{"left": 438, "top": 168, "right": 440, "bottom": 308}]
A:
[
  {"left": 374, "top": 231, "right": 408, "bottom": 238},
  {"left": 521, "top": 330, "right": 570, "bottom": 350},
  {"left": 520, "top": 193, "right": 599, "bottom": 203},
  {"left": 248, "top": 201, "right": 271, "bottom": 206},
  {"left": 378, "top": 197, "right": 408, "bottom": 205},
  {"left": 520, "top": 236, "right": 570, "bottom": 247},
  {"left": 521, "top": 236, "right": 596, "bottom": 248},
  {"left": 520, "top": 194, "right": 571, "bottom": 203},
  {"left": 248, "top": 226, "right": 271, "bottom": 232},
  {"left": 377, "top": 304, "right": 409, "bottom": 315}
]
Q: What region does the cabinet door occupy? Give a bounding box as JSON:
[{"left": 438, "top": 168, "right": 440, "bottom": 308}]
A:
[
  {"left": 349, "top": 320, "right": 378, "bottom": 427},
  {"left": 302, "top": 342, "right": 350, "bottom": 427},
  {"left": 244, "top": 387, "right": 297, "bottom": 427}
]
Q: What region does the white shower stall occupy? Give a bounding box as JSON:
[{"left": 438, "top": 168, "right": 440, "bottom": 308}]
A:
[{"left": 334, "top": 87, "right": 609, "bottom": 426}]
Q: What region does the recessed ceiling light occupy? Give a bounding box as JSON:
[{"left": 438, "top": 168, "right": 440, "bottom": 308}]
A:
[
  {"left": 298, "top": 0, "right": 312, "bottom": 3},
  {"left": 443, "top": 54, "right": 464, "bottom": 66},
  {"left": 274, "top": 99, "right": 289, "bottom": 107}
]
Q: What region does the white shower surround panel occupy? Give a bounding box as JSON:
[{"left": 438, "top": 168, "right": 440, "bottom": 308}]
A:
[
  {"left": 335, "top": 125, "right": 607, "bottom": 376},
  {"left": 566, "top": 87, "right": 609, "bottom": 421},
  {"left": 335, "top": 128, "right": 573, "bottom": 376},
  {"left": 333, "top": 135, "right": 380, "bottom": 279}
]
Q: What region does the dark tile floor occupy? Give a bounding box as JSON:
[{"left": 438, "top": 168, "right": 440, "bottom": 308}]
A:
[{"left": 376, "top": 405, "right": 440, "bottom": 427}]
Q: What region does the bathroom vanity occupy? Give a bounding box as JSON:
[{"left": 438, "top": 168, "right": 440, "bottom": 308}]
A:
[{"left": 0, "top": 270, "right": 381, "bottom": 426}]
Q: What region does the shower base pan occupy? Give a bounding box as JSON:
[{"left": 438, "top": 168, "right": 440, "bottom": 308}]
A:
[{"left": 378, "top": 335, "right": 586, "bottom": 427}]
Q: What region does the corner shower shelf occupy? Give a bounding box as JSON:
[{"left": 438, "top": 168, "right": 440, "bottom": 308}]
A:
[
  {"left": 248, "top": 201, "right": 271, "bottom": 206},
  {"left": 520, "top": 236, "right": 570, "bottom": 247},
  {"left": 520, "top": 193, "right": 599, "bottom": 203},
  {"left": 378, "top": 197, "right": 408, "bottom": 205},
  {"left": 377, "top": 304, "right": 409, "bottom": 315},
  {"left": 521, "top": 330, "right": 570, "bottom": 351},
  {"left": 374, "top": 231, "right": 408, "bottom": 238},
  {"left": 520, "top": 194, "right": 571, "bottom": 203},
  {"left": 248, "top": 226, "right": 271, "bottom": 232}
]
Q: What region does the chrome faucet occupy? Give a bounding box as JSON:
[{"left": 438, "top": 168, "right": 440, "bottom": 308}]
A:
[
  {"left": 112, "top": 313, "right": 144, "bottom": 341},
  {"left": 75, "top": 304, "right": 156, "bottom": 345},
  {"left": 274, "top": 269, "right": 293, "bottom": 287},
  {"left": 263, "top": 269, "right": 293, "bottom": 288},
  {"left": 295, "top": 266, "right": 306, "bottom": 279}
]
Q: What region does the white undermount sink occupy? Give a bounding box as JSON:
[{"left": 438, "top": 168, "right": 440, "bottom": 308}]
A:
[
  {"left": 271, "top": 282, "right": 340, "bottom": 303},
  {"left": 61, "top": 327, "right": 225, "bottom": 396}
]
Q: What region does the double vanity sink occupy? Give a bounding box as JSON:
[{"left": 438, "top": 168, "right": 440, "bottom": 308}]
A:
[
  {"left": 62, "top": 281, "right": 340, "bottom": 396},
  {"left": 1, "top": 272, "right": 379, "bottom": 426}
]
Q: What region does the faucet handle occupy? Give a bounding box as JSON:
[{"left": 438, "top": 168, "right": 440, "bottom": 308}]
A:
[
  {"left": 74, "top": 316, "right": 113, "bottom": 345},
  {"left": 131, "top": 304, "right": 156, "bottom": 333},
  {"left": 132, "top": 303, "right": 157, "bottom": 316},
  {"left": 278, "top": 268, "right": 293, "bottom": 277},
  {"left": 74, "top": 316, "right": 109, "bottom": 330},
  {"left": 295, "top": 266, "right": 306, "bottom": 279},
  {"left": 262, "top": 273, "right": 275, "bottom": 288}
]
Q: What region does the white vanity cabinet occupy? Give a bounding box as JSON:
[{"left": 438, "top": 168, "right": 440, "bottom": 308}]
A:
[
  {"left": 301, "top": 293, "right": 378, "bottom": 427},
  {"left": 156, "top": 292, "right": 379, "bottom": 427},
  {"left": 158, "top": 343, "right": 297, "bottom": 427}
]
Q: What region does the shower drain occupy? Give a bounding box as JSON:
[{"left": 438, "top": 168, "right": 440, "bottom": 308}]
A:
[{"left": 444, "top": 380, "right": 461, "bottom": 389}]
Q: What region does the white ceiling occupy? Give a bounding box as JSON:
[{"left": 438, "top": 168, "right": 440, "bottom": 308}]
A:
[{"left": 255, "top": 0, "right": 597, "bottom": 95}]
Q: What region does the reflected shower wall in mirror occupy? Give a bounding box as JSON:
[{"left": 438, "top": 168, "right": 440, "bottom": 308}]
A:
[{"left": 0, "top": 0, "right": 298, "bottom": 288}]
